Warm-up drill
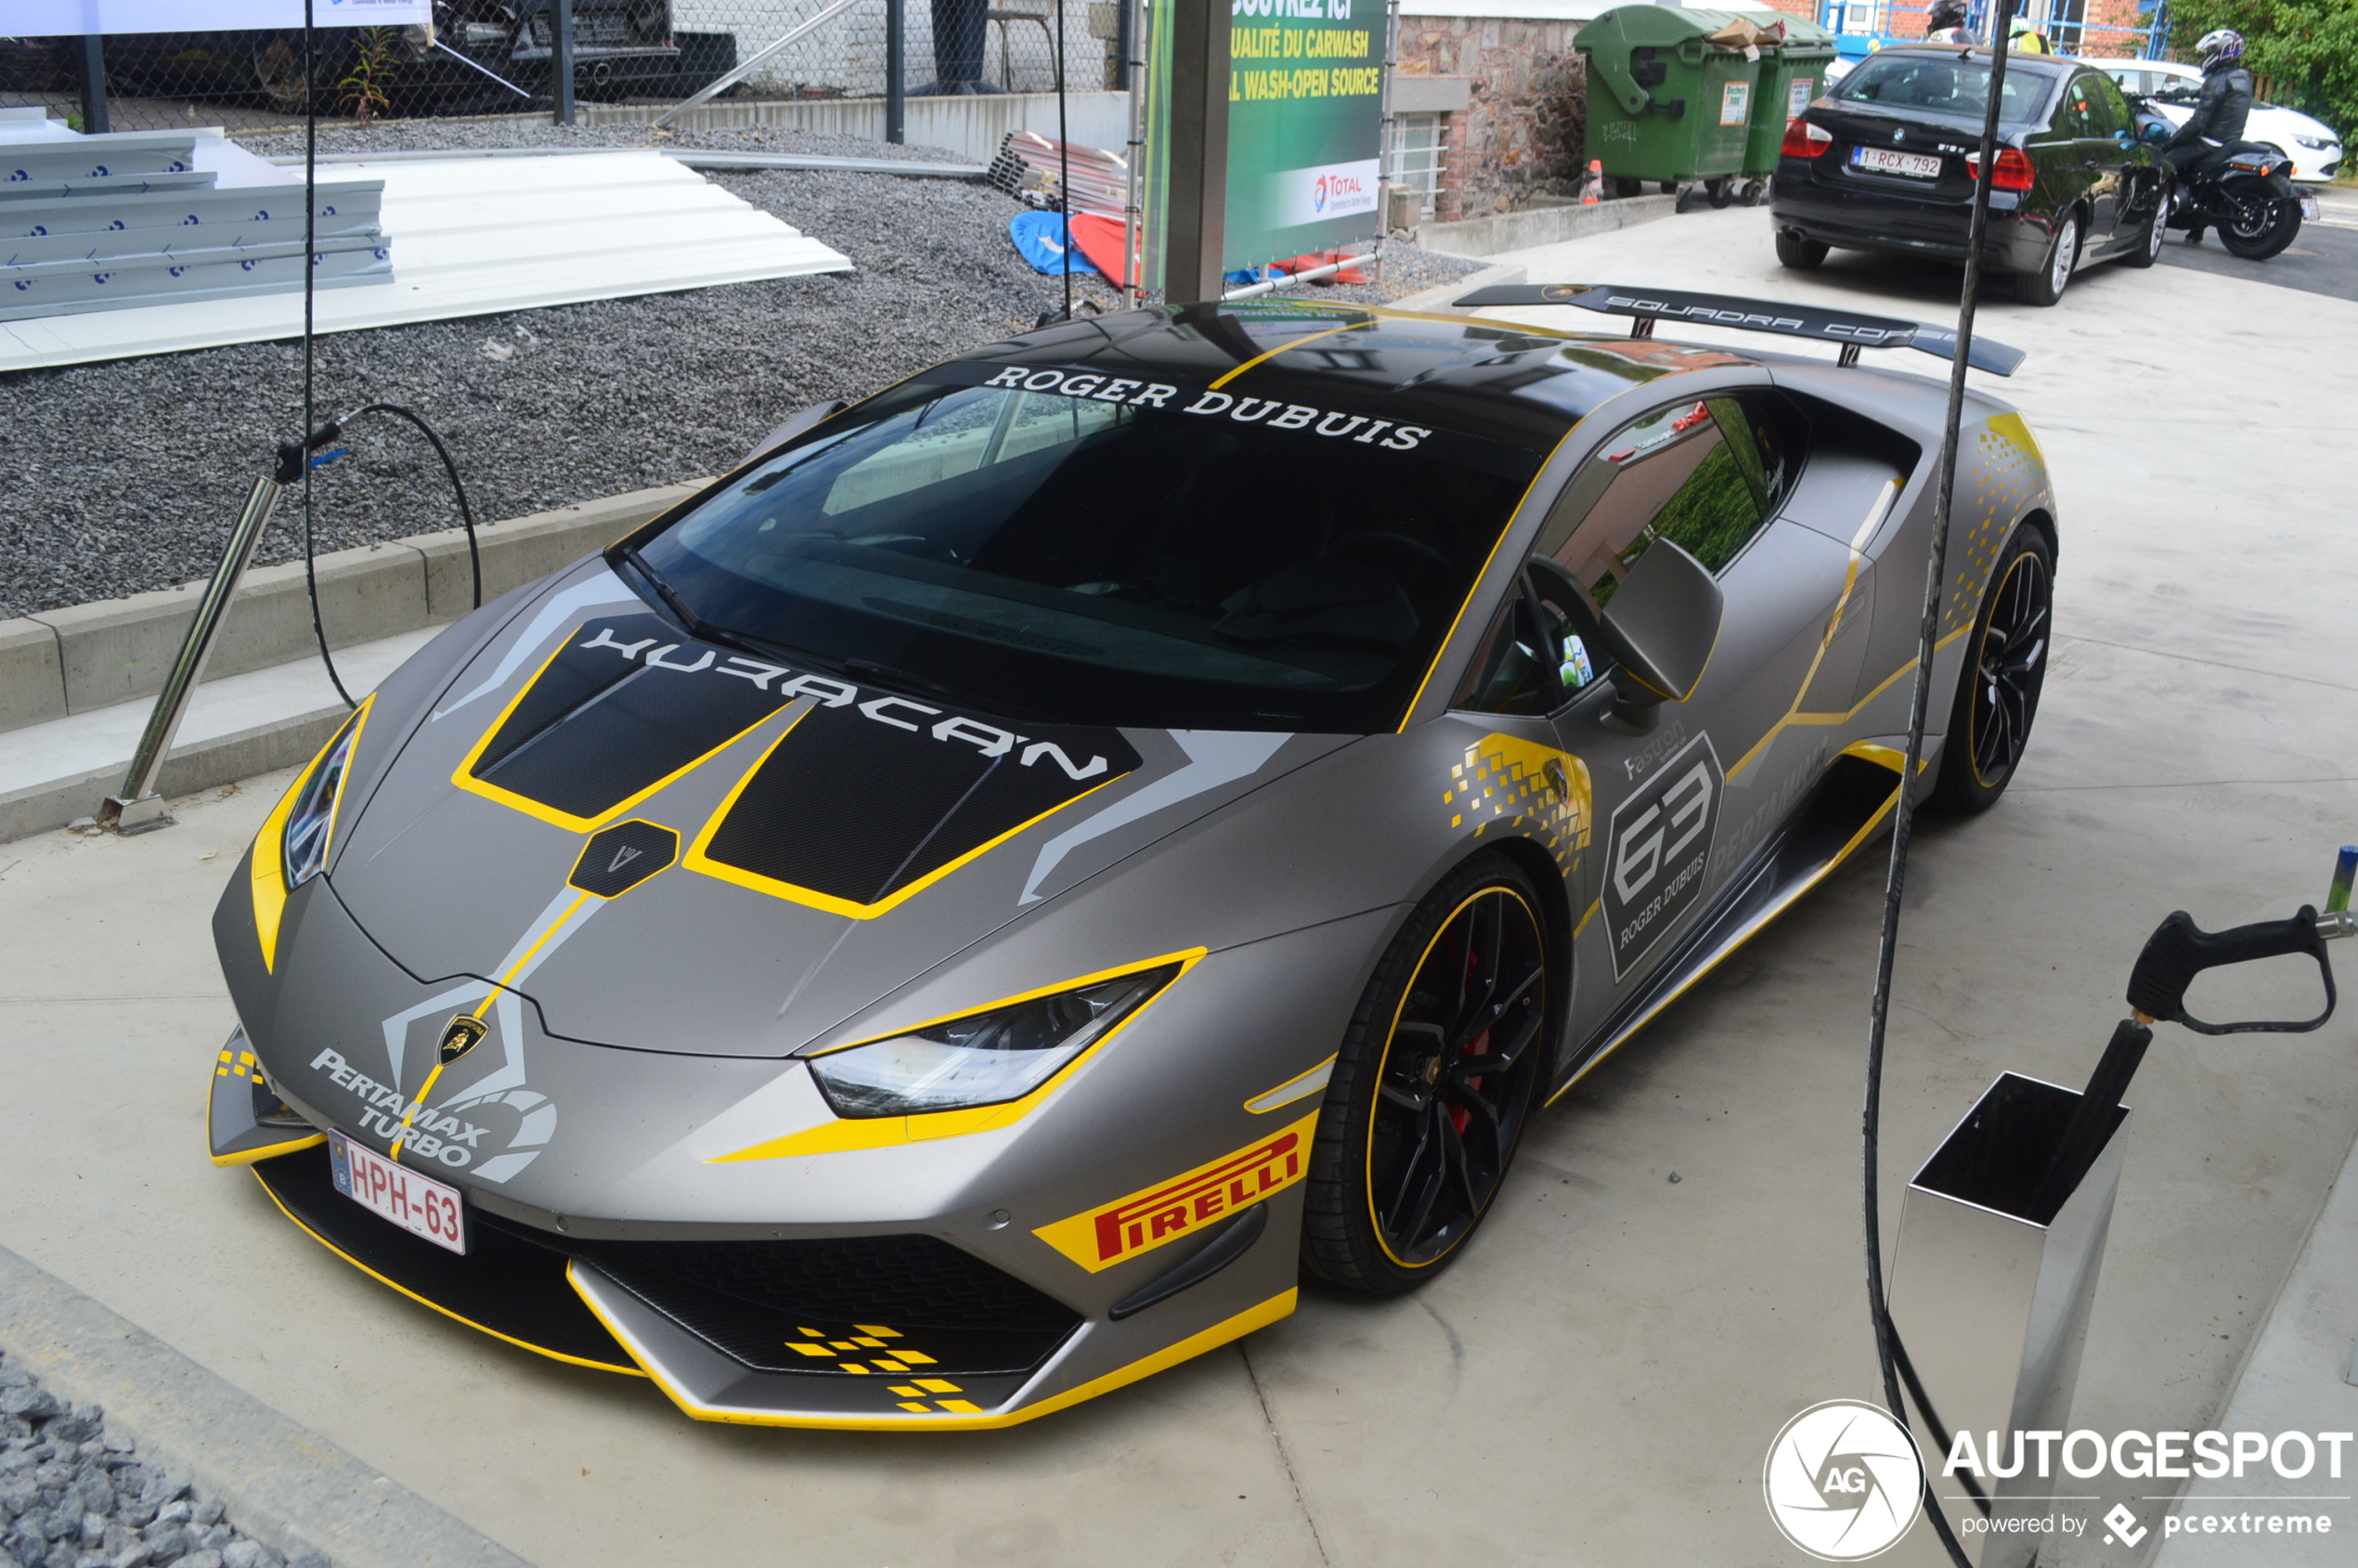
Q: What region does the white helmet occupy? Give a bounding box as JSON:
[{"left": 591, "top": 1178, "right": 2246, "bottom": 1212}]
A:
[{"left": 2196, "top": 28, "right": 2245, "bottom": 68}]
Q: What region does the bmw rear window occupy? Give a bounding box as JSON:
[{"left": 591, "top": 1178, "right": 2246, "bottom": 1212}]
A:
[
  {"left": 622, "top": 370, "right": 1544, "bottom": 733},
  {"left": 1828, "top": 54, "right": 2059, "bottom": 125}
]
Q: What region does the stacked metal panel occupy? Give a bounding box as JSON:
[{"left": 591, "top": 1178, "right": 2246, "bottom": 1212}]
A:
[{"left": 1, "top": 125, "right": 390, "bottom": 323}]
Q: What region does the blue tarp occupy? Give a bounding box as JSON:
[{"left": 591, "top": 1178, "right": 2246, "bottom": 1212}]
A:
[{"left": 1008, "top": 211, "right": 1099, "bottom": 277}]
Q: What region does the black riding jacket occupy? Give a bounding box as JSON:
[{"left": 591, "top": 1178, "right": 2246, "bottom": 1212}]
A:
[{"left": 2165, "top": 60, "right": 2253, "bottom": 150}]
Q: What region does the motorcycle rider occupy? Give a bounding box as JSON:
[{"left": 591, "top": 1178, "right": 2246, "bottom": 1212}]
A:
[
  {"left": 1924, "top": 0, "right": 1975, "bottom": 44},
  {"left": 2008, "top": 14, "right": 2052, "bottom": 54},
  {"left": 2162, "top": 29, "right": 2255, "bottom": 244}
]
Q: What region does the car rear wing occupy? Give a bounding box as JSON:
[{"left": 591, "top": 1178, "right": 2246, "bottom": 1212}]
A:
[{"left": 1449, "top": 283, "right": 2026, "bottom": 377}]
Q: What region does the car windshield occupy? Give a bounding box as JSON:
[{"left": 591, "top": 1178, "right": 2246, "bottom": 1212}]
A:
[
  {"left": 1828, "top": 54, "right": 2057, "bottom": 123},
  {"left": 627, "top": 369, "right": 1545, "bottom": 732}
]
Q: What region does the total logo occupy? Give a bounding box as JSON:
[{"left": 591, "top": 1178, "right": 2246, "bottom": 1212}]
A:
[
  {"left": 1764, "top": 1401, "right": 1923, "bottom": 1561},
  {"left": 1313, "top": 174, "right": 1329, "bottom": 214}
]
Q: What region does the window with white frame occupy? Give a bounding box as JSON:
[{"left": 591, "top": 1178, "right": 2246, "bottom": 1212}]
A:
[{"left": 1392, "top": 111, "right": 1448, "bottom": 220}]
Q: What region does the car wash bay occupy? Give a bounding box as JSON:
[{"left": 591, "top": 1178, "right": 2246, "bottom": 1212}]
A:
[{"left": 2, "top": 207, "right": 2354, "bottom": 1567}]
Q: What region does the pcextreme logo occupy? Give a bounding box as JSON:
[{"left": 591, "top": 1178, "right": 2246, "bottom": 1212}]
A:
[
  {"left": 1763, "top": 1401, "right": 1923, "bottom": 1562},
  {"left": 1034, "top": 1111, "right": 1317, "bottom": 1273}
]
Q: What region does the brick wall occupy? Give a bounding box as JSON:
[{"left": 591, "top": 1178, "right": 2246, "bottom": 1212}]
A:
[{"left": 1394, "top": 17, "right": 1587, "bottom": 221}]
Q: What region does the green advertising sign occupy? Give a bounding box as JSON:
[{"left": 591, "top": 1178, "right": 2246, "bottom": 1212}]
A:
[{"left": 1142, "top": 0, "right": 1388, "bottom": 286}]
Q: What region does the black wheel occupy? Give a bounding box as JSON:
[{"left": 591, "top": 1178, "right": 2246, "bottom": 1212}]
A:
[
  {"left": 1705, "top": 177, "right": 1735, "bottom": 208},
  {"left": 2120, "top": 189, "right": 2168, "bottom": 267},
  {"left": 1934, "top": 526, "right": 2053, "bottom": 812},
  {"left": 1739, "top": 178, "right": 1768, "bottom": 206},
  {"left": 2217, "top": 197, "right": 2300, "bottom": 259},
  {"left": 1302, "top": 853, "right": 1552, "bottom": 1293},
  {"left": 1676, "top": 184, "right": 1702, "bottom": 214},
  {"left": 2015, "top": 214, "right": 2079, "bottom": 305},
  {"left": 1613, "top": 175, "right": 1643, "bottom": 200},
  {"left": 1659, "top": 180, "right": 1678, "bottom": 195},
  {"left": 1776, "top": 229, "right": 1829, "bottom": 269}
]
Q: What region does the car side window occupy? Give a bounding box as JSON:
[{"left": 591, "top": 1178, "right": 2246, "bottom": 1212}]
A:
[
  {"left": 1529, "top": 395, "right": 1780, "bottom": 610},
  {"left": 2086, "top": 73, "right": 2134, "bottom": 136},
  {"left": 2053, "top": 77, "right": 2103, "bottom": 137},
  {"left": 1451, "top": 565, "right": 1605, "bottom": 717}
]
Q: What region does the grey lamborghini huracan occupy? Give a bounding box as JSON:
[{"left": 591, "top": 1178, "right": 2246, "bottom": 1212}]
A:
[{"left": 208, "top": 292, "right": 2054, "bottom": 1428}]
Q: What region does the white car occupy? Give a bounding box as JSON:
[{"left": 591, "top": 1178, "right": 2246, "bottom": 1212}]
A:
[{"left": 2087, "top": 57, "right": 2343, "bottom": 181}]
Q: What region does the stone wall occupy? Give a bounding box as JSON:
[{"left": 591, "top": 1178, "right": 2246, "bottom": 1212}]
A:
[{"left": 1394, "top": 17, "right": 1587, "bottom": 222}]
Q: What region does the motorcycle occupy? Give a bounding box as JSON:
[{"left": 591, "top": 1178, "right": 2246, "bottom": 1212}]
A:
[{"left": 2134, "top": 109, "right": 2314, "bottom": 260}]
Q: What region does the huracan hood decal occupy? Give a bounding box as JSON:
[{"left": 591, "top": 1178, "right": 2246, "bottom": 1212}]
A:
[{"left": 323, "top": 590, "right": 1319, "bottom": 1057}]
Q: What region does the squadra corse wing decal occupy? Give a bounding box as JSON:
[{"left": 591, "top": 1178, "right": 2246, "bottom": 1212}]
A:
[{"left": 1033, "top": 1110, "right": 1318, "bottom": 1273}]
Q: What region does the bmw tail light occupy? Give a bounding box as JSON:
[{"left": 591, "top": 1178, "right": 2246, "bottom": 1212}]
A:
[
  {"left": 1781, "top": 118, "right": 1833, "bottom": 158},
  {"left": 1965, "top": 148, "right": 2038, "bottom": 191}
]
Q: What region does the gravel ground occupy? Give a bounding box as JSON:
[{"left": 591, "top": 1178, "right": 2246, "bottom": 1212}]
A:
[
  {"left": 0, "top": 1350, "right": 323, "bottom": 1568},
  {"left": 0, "top": 117, "right": 1481, "bottom": 622}
]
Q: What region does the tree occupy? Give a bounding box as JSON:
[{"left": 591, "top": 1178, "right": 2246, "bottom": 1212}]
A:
[{"left": 2166, "top": 0, "right": 2358, "bottom": 149}]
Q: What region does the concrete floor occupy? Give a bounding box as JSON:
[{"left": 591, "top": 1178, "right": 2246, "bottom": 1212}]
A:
[{"left": 4, "top": 204, "right": 2357, "bottom": 1567}]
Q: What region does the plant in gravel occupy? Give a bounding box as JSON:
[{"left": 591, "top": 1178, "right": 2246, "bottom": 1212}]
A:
[{"left": 337, "top": 28, "right": 401, "bottom": 126}]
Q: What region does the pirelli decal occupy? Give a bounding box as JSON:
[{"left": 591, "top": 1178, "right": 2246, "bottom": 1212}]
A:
[{"left": 1033, "top": 1111, "right": 1318, "bottom": 1274}]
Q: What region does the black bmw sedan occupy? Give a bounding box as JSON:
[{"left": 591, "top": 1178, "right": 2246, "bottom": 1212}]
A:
[{"left": 1770, "top": 44, "right": 2169, "bottom": 305}]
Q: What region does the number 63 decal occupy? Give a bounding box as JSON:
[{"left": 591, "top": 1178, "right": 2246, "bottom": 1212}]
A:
[{"left": 1600, "top": 735, "right": 1723, "bottom": 979}]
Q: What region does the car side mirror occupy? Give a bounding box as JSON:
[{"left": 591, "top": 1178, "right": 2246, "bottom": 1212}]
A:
[
  {"left": 739, "top": 399, "right": 848, "bottom": 468},
  {"left": 1595, "top": 539, "right": 1726, "bottom": 734}
]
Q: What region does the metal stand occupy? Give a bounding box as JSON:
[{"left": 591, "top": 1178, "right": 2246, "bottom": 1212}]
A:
[
  {"left": 1888, "top": 1073, "right": 2133, "bottom": 1568},
  {"left": 100, "top": 472, "right": 289, "bottom": 836}
]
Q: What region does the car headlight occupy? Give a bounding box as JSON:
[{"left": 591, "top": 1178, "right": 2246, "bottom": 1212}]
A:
[
  {"left": 2295, "top": 135, "right": 2338, "bottom": 150},
  {"left": 805, "top": 965, "right": 1181, "bottom": 1118},
  {"left": 282, "top": 706, "right": 366, "bottom": 888}
]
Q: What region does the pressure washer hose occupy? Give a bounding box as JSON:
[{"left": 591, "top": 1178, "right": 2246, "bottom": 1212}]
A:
[
  {"left": 1859, "top": 8, "right": 2020, "bottom": 1566},
  {"left": 294, "top": 8, "right": 481, "bottom": 709}
]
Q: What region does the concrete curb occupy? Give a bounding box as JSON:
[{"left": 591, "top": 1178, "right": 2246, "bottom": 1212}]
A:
[
  {"left": 1387, "top": 262, "right": 1529, "bottom": 315},
  {"left": 0, "top": 704, "right": 349, "bottom": 845},
  {"left": 0, "top": 1243, "right": 537, "bottom": 1568},
  {"left": 1414, "top": 193, "right": 1678, "bottom": 260},
  {"left": 0, "top": 483, "right": 700, "bottom": 734}
]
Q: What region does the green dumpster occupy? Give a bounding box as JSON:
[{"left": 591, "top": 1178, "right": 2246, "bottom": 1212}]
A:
[
  {"left": 1728, "top": 10, "right": 1837, "bottom": 179},
  {"left": 1574, "top": 6, "right": 1768, "bottom": 198}
]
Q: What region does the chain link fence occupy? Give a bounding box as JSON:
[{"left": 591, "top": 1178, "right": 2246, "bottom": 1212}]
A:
[{"left": 1, "top": 1, "right": 1121, "bottom": 135}]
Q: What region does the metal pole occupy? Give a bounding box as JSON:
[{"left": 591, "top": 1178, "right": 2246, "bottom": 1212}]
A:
[
  {"left": 77, "top": 35, "right": 110, "bottom": 135},
  {"left": 1121, "top": 0, "right": 1147, "bottom": 302},
  {"left": 886, "top": 0, "right": 906, "bottom": 144},
  {"left": 653, "top": 0, "right": 862, "bottom": 128},
  {"left": 1160, "top": 0, "right": 1228, "bottom": 305},
  {"left": 1378, "top": 1, "right": 1398, "bottom": 230},
  {"left": 103, "top": 475, "right": 289, "bottom": 836},
  {"left": 552, "top": 0, "right": 577, "bottom": 124}
]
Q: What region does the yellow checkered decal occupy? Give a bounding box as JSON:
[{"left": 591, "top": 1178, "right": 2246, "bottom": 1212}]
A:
[
  {"left": 214, "top": 1047, "right": 266, "bottom": 1087},
  {"left": 1445, "top": 732, "right": 1591, "bottom": 867},
  {"left": 779, "top": 1324, "right": 978, "bottom": 1413}
]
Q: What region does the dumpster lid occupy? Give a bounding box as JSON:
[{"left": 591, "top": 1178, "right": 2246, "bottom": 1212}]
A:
[
  {"left": 1574, "top": 6, "right": 1764, "bottom": 49},
  {"left": 1451, "top": 281, "right": 2025, "bottom": 377}
]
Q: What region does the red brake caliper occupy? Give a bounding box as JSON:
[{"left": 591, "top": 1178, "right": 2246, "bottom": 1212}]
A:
[{"left": 1454, "top": 944, "right": 1488, "bottom": 1135}]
